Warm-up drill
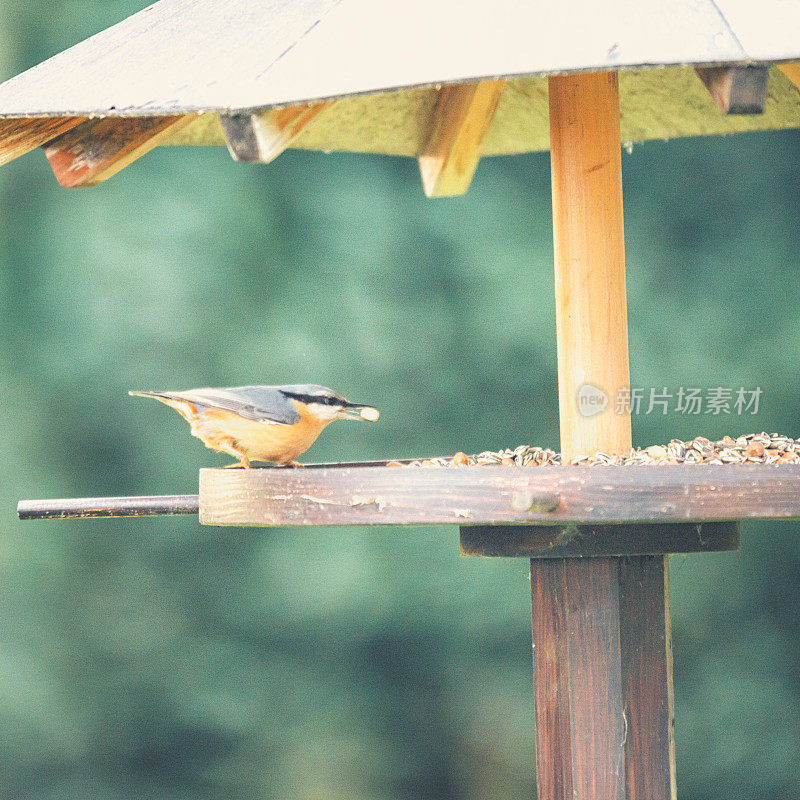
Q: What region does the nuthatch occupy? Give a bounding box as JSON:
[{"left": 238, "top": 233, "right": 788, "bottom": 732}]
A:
[{"left": 129, "top": 384, "right": 379, "bottom": 468}]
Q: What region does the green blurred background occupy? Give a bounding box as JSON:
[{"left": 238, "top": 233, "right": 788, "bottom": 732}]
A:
[{"left": 1, "top": 3, "right": 799, "bottom": 799}]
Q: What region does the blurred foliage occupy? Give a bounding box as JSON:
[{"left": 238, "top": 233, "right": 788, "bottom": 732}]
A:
[{"left": 0, "top": 3, "right": 799, "bottom": 799}]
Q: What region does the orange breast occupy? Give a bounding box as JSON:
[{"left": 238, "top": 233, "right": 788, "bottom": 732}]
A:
[{"left": 193, "top": 401, "right": 330, "bottom": 464}]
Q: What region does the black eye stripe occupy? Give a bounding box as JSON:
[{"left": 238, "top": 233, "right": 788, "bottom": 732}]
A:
[{"left": 282, "top": 391, "right": 341, "bottom": 407}]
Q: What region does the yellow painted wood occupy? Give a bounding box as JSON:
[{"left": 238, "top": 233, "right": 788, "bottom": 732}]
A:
[
  {"left": 154, "top": 68, "right": 800, "bottom": 153},
  {"left": 549, "top": 71, "right": 632, "bottom": 462},
  {"left": 418, "top": 80, "right": 505, "bottom": 197},
  {"left": 778, "top": 62, "right": 800, "bottom": 92}
]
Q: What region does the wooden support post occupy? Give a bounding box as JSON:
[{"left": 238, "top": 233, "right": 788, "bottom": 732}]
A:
[
  {"left": 220, "top": 102, "right": 331, "bottom": 163},
  {"left": 418, "top": 80, "right": 505, "bottom": 198},
  {"left": 531, "top": 72, "right": 676, "bottom": 800},
  {"left": 550, "top": 73, "right": 630, "bottom": 459},
  {"left": 43, "top": 115, "right": 193, "bottom": 187}
]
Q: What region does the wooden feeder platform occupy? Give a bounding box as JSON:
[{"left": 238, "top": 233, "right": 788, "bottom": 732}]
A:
[
  {"left": 5, "top": 1, "right": 800, "bottom": 798},
  {"left": 19, "top": 462, "right": 800, "bottom": 559},
  {"left": 196, "top": 462, "right": 800, "bottom": 526}
]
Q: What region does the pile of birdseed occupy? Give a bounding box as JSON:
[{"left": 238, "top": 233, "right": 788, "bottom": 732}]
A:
[{"left": 389, "top": 433, "right": 800, "bottom": 467}]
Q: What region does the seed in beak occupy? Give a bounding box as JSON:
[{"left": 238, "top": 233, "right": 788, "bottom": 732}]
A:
[{"left": 360, "top": 407, "right": 379, "bottom": 421}]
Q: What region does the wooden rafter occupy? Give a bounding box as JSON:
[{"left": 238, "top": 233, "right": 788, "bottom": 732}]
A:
[
  {"left": 221, "top": 102, "right": 331, "bottom": 163},
  {"left": 43, "top": 115, "right": 194, "bottom": 187},
  {"left": 418, "top": 80, "right": 505, "bottom": 198},
  {"left": 695, "top": 65, "right": 769, "bottom": 114},
  {"left": 0, "top": 117, "right": 85, "bottom": 167},
  {"left": 778, "top": 62, "right": 800, "bottom": 92}
]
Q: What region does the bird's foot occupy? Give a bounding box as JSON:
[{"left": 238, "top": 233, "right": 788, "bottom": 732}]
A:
[
  {"left": 285, "top": 460, "right": 305, "bottom": 468},
  {"left": 223, "top": 457, "right": 250, "bottom": 469}
]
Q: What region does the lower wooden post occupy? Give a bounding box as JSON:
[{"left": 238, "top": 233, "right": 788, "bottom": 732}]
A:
[
  {"left": 531, "top": 557, "right": 675, "bottom": 800},
  {"left": 533, "top": 72, "right": 676, "bottom": 800}
]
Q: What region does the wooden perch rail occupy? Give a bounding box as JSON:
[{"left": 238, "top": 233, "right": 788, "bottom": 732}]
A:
[{"left": 18, "top": 494, "right": 199, "bottom": 520}]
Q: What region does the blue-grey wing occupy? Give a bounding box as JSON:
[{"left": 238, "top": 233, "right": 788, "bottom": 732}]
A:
[{"left": 168, "top": 386, "right": 301, "bottom": 425}]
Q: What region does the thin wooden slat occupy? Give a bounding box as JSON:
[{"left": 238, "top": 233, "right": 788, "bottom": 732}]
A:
[
  {"left": 418, "top": 80, "right": 505, "bottom": 197},
  {"left": 43, "top": 115, "right": 194, "bottom": 187},
  {"left": 778, "top": 62, "right": 800, "bottom": 92},
  {"left": 0, "top": 116, "right": 85, "bottom": 167},
  {"left": 460, "top": 521, "right": 739, "bottom": 557},
  {"left": 221, "top": 102, "right": 331, "bottom": 163},
  {"left": 695, "top": 65, "right": 769, "bottom": 114},
  {"left": 197, "top": 463, "right": 800, "bottom": 526}
]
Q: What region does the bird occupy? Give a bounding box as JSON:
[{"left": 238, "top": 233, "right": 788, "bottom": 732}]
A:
[{"left": 129, "top": 384, "right": 379, "bottom": 468}]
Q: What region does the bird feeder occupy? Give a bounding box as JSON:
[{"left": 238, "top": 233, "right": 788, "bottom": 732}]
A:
[{"left": 5, "top": 1, "right": 800, "bottom": 798}]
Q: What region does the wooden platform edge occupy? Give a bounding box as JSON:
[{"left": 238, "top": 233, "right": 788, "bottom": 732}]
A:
[{"left": 198, "top": 464, "right": 800, "bottom": 527}]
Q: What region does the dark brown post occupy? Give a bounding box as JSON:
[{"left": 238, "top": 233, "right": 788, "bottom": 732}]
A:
[{"left": 532, "top": 72, "right": 676, "bottom": 800}]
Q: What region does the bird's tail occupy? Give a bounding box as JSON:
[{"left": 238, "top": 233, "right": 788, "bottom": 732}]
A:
[{"left": 129, "top": 390, "right": 199, "bottom": 422}]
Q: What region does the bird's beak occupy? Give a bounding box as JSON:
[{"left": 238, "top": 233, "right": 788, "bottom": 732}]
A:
[{"left": 339, "top": 403, "right": 379, "bottom": 421}]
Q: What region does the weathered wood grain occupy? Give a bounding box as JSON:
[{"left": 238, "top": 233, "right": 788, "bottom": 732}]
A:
[
  {"left": 418, "top": 80, "right": 505, "bottom": 197},
  {"left": 43, "top": 115, "right": 194, "bottom": 187},
  {"left": 221, "top": 102, "right": 331, "bottom": 162},
  {"left": 619, "top": 557, "right": 677, "bottom": 800},
  {"left": 0, "top": 116, "right": 85, "bottom": 166},
  {"left": 695, "top": 65, "right": 769, "bottom": 114},
  {"left": 531, "top": 556, "right": 676, "bottom": 800},
  {"left": 460, "top": 521, "right": 739, "bottom": 557},
  {"left": 198, "top": 464, "right": 800, "bottom": 526},
  {"left": 17, "top": 494, "right": 199, "bottom": 520}
]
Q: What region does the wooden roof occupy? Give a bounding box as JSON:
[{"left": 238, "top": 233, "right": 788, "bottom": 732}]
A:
[
  {"left": 0, "top": 0, "right": 799, "bottom": 117},
  {"left": 0, "top": 0, "right": 799, "bottom": 193}
]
